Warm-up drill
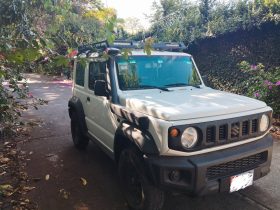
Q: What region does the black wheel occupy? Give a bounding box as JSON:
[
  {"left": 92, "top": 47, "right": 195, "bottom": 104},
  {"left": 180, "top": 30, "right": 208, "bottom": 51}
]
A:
[
  {"left": 70, "top": 112, "right": 89, "bottom": 150},
  {"left": 118, "top": 147, "right": 165, "bottom": 210}
]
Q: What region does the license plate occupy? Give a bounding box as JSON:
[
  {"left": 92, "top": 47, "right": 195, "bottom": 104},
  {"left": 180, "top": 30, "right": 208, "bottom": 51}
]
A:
[{"left": 230, "top": 170, "right": 254, "bottom": 193}]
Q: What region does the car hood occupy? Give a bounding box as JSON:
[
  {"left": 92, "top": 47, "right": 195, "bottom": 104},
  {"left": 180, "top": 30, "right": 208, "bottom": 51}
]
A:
[{"left": 119, "top": 87, "right": 267, "bottom": 121}]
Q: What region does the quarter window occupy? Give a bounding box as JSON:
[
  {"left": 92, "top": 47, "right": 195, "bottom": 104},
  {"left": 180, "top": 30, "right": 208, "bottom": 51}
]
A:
[
  {"left": 75, "top": 62, "right": 85, "bottom": 86},
  {"left": 88, "top": 61, "right": 106, "bottom": 90}
]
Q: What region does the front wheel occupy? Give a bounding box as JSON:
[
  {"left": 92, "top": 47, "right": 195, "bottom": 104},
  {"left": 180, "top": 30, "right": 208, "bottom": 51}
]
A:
[
  {"left": 118, "top": 147, "right": 165, "bottom": 210},
  {"left": 70, "top": 112, "right": 89, "bottom": 150}
]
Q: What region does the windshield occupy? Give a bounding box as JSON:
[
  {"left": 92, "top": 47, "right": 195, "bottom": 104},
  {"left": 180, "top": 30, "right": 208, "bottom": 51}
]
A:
[{"left": 116, "top": 55, "right": 202, "bottom": 91}]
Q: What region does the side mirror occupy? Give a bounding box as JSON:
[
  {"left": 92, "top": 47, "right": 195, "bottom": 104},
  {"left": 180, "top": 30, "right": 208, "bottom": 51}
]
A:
[{"left": 94, "top": 80, "right": 107, "bottom": 97}]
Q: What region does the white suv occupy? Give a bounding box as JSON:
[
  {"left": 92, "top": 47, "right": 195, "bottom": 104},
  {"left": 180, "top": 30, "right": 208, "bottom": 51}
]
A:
[{"left": 68, "top": 41, "right": 273, "bottom": 210}]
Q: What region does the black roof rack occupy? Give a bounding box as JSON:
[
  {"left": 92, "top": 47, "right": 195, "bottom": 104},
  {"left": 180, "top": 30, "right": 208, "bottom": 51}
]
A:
[
  {"left": 77, "top": 40, "right": 186, "bottom": 56},
  {"left": 153, "top": 42, "right": 186, "bottom": 51}
]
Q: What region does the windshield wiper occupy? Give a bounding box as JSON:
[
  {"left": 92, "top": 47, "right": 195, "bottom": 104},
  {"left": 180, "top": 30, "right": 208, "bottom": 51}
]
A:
[
  {"left": 165, "top": 83, "right": 188, "bottom": 87},
  {"left": 165, "top": 83, "right": 201, "bottom": 89},
  {"left": 139, "top": 85, "right": 170, "bottom": 91}
]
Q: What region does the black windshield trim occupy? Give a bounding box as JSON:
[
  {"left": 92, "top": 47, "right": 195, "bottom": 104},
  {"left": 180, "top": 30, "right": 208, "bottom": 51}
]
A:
[
  {"left": 165, "top": 83, "right": 201, "bottom": 88},
  {"left": 139, "top": 85, "right": 170, "bottom": 91}
]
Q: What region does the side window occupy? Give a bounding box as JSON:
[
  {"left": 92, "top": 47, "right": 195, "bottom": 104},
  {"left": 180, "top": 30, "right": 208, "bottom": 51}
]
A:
[
  {"left": 75, "top": 62, "right": 85, "bottom": 86},
  {"left": 88, "top": 61, "right": 106, "bottom": 90}
]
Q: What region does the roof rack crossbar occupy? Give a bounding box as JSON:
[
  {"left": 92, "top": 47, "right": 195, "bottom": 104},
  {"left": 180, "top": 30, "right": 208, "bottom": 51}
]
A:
[
  {"left": 153, "top": 42, "right": 186, "bottom": 51},
  {"left": 77, "top": 40, "right": 187, "bottom": 56},
  {"left": 110, "top": 40, "right": 135, "bottom": 49},
  {"left": 77, "top": 40, "right": 109, "bottom": 55},
  {"left": 92, "top": 40, "right": 109, "bottom": 50}
]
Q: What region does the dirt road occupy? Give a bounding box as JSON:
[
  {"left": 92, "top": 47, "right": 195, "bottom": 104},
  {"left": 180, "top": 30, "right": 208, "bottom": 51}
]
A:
[{"left": 20, "top": 74, "right": 280, "bottom": 210}]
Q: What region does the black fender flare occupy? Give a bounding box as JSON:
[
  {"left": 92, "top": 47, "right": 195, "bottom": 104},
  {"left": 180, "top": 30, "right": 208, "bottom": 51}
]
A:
[
  {"left": 68, "top": 96, "right": 88, "bottom": 136},
  {"left": 110, "top": 104, "right": 149, "bottom": 130},
  {"left": 115, "top": 122, "right": 159, "bottom": 155}
]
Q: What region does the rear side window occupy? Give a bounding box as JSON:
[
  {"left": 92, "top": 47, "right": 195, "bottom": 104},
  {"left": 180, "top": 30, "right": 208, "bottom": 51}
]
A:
[
  {"left": 88, "top": 62, "right": 106, "bottom": 90},
  {"left": 75, "top": 62, "right": 85, "bottom": 86}
]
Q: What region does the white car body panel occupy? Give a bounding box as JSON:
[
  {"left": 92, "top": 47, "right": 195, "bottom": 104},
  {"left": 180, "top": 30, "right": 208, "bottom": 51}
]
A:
[
  {"left": 72, "top": 50, "right": 271, "bottom": 157},
  {"left": 118, "top": 87, "right": 267, "bottom": 121}
]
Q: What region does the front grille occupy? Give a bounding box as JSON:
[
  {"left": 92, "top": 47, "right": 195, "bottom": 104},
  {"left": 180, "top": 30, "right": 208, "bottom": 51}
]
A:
[
  {"left": 219, "top": 125, "right": 227, "bottom": 140},
  {"left": 206, "top": 152, "right": 267, "bottom": 180},
  {"left": 252, "top": 119, "right": 258, "bottom": 133},
  {"left": 206, "top": 126, "right": 216, "bottom": 143},
  {"left": 242, "top": 121, "right": 249, "bottom": 136},
  {"left": 203, "top": 118, "right": 261, "bottom": 145}
]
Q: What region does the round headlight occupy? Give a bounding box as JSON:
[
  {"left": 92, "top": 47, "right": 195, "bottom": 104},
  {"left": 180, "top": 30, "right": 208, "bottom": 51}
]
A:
[
  {"left": 181, "top": 127, "right": 198, "bottom": 149},
  {"left": 260, "top": 114, "right": 269, "bottom": 132}
]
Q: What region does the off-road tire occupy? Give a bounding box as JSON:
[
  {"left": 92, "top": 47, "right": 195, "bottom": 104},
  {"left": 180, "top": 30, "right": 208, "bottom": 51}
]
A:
[
  {"left": 70, "top": 111, "right": 89, "bottom": 150},
  {"left": 118, "top": 147, "right": 165, "bottom": 210}
]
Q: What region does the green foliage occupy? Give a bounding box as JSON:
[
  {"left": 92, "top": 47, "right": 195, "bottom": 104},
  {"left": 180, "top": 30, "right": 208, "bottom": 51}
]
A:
[
  {"left": 149, "top": 0, "right": 280, "bottom": 43},
  {"left": 187, "top": 21, "right": 280, "bottom": 115},
  {"left": 0, "top": 40, "right": 48, "bottom": 133},
  {"left": 121, "top": 49, "right": 133, "bottom": 60},
  {"left": 105, "top": 17, "right": 117, "bottom": 44},
  {"left": 238, "top": 61, "right": 280, "bottom": 114},
  {"left": 0, "top": 0, "right": 117, "bottom": 135},
  {"left": 121, "top": 65, "right": 140, "bottom": 89},
  {"left": 151, "top": 0, "right": 183, "bottom": 20},
  {"left": 199, "top": 0, "right": 215, "bottom": 25},
  {"left": 143, "top": 38, "right": 154, "bottom": 56},
  {"left": 188, "top": 22, "right": 279, "bottom": 113}
]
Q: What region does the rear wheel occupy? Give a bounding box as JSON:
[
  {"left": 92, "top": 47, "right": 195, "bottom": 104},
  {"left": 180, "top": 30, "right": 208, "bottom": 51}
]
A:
[
  {"left": 70, "top": 112, "right": 89, "bottom": 150},
  {"left": 118, "top": 147, "right": 165, "bottom": 210}
]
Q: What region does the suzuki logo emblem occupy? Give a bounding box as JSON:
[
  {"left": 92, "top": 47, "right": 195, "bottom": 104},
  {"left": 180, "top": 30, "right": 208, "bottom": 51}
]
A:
[{"left": 231, "top": 124, "right": 239, "bottom": 137}]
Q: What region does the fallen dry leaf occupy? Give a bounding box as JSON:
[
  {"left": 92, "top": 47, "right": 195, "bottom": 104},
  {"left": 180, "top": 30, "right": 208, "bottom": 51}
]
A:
[
  {"left": 74, "top": 203, "right": 89, "bottom": 210},
  {"left": 0, "top": 158, "right": 10, "bottom": 164},
  {"left": 80, "top": 177, "right": 87, "bottom": 186},
  {"left": 0, "top": 184, "right": 13, "bottom": 191},
  {"left": 6, "top": 187, "right": 20, "bottom": 197},
  {"left": 0, "top": 171, "right": 6, "bottom": 176},
  {"left": 3, "top": 142, "right": 10, "bottom": 146},
  {"left": 22, "top": 186, "right": 35, "bottom": 192},
  {"left": 45, "top": 174, "right": 50, "bottom": 181},
  {"left": 9, "top": 150, "right": 17, "bottom": 155},
  {"left": 20, "top": 151, "right": 26, "bottom": 155},
  {"left": 59, "top": 189, "right": 70, "bottom": 199},
  {"left": 45, "top": 153, "right": 55, "bottom": 157},
  {"left": 0, "top": 184, "right": 13, "bottom": 196}
]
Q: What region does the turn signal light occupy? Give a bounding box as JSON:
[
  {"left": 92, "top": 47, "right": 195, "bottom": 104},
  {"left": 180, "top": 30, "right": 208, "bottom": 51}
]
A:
[{"left": 169, "top": 128, "right": 179, "bottom": 138}]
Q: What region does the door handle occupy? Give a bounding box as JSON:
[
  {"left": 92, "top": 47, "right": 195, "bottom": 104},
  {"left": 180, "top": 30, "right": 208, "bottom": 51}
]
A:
[{"left": 87, "top": 97, "right": 90, "bottom": 102}]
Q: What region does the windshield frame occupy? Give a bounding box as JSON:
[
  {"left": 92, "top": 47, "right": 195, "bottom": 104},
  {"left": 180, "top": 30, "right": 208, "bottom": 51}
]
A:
[{"left": 114, "top": 54, "right": 205, "bottom": 92}]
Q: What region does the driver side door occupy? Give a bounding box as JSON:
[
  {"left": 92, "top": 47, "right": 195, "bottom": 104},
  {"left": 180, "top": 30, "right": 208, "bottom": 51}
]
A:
[{"left": 84, "top": 60, "right": 118, "bottom": 153}]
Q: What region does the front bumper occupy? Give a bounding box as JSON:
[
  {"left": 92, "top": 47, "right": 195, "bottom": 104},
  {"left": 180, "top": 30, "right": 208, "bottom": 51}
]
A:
[{"left": 145, "top": 134, "right": 273, "bottom": 196}]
